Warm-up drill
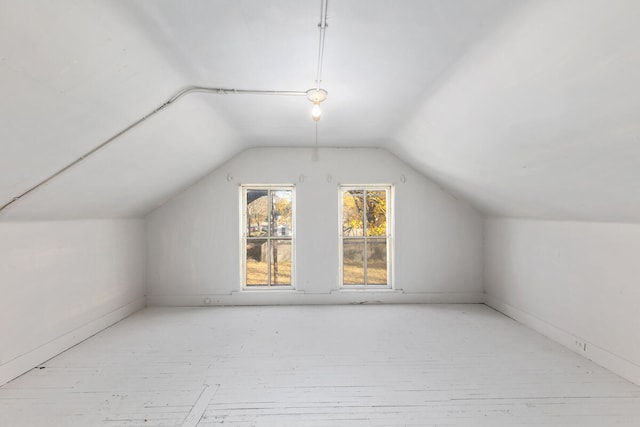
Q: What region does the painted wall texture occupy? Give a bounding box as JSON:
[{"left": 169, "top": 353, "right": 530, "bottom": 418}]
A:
[
  {"left": 484, "top": 218, "right": 640, "bottom": 385},
  {"left": 0, "top": 219, "right": 145, "bottom": 385},
  {"left": 146, "top": 147, "right": 483, "bottom": 305}
]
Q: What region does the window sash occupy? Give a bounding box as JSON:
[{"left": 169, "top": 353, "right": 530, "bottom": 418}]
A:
[
  {"left": 242, "top": 186, "right": 295, "bottom": 289},
  {"left": 339, "top": 186, "right": 391, "bottom": 288}
]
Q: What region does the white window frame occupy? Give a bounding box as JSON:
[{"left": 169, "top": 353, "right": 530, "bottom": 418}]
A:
[
  {"left": 240, "top": 185, "right": 296, "bottom": 290},
  {"left": 338, "top": 185, "right": 393, "bottom": 289}
]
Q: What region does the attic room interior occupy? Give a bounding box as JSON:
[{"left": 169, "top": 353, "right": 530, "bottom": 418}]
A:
[{"left": 1, "top": 0, "right": 639, "bottom": 425}]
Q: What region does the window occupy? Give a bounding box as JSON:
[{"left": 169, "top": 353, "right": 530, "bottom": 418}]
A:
[
  {"left": 340, "top": 186, "right": 391, "bottom": 287},
  {"left": 242, "top": 186, "right": 294, "bottom": 288}
]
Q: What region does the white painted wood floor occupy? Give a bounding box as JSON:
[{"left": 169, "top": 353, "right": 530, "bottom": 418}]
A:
[{"left": 2, "top": 304, "right": 640, "bottom": 426}]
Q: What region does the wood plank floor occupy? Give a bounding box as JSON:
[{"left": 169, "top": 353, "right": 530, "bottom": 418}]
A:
[{"left": 1, "top": 304, "right": 639, "bottom": 426}]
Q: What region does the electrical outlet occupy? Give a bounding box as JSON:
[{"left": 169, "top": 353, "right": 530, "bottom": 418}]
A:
[
  {"left": 575, "top": 340, "right": 587, "bottom": 352},
  {"left": 204, "top": 297, "right": 212, "bottom": 305}
]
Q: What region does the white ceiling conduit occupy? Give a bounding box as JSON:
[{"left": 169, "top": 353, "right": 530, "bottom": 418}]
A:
[
  {"left": 308, "top": 0, "right": 330, "bottom": 122},
  {"left": 0, "top": 0, "right": 330, "bottom": 216}
]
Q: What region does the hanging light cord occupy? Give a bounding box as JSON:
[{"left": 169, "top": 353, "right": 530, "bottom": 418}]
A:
[{"left": 313, "top": 0, "right": 329, "bottom": 145}]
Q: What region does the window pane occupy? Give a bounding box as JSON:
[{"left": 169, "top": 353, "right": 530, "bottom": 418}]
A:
[
  {"left": 366, "top": 190, "right": 387, "bottom": 236},
  {"left": 246, "top": 239, "right": 268, "bottom": 285},
  {"left": 271, "top": 190, "right": 292, "bottom": 237},
  {"left": 270, "top": 240, "right": 292, "bottom": 286},
  {"left": 247, "top": 190, "right": 269, "bottom": 237},
  {"left": 342, "top": 190, "right": 364, "bottom": 236},
  {"left": 343, "top": 239, "right": 364, "bottom": 285},
  {"left": 367, "top": 239, "right": 388, "bottom": 285}
]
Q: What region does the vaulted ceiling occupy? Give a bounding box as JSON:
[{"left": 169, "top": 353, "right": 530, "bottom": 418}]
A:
[{"left": 1, "top": 0, "right": 639, "bottom": 221}]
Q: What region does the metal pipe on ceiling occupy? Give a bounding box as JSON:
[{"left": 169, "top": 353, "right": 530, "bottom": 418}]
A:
[
  {"left": 315, "top": 0, "right": 329, "bottom": 90},
  {"left": 0, "top": 86, "right": 307, "bottom": 215},
  {"left": 0, "top": 0, "right": 330, "bottom": 216}
]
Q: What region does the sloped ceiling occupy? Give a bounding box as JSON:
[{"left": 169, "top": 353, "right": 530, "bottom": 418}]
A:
[
  {"left": 1, "top": 0, "right": 639, "bottom": 222},
  {"left": 395, "top": 0, "right": 640, "bottom": 223}
]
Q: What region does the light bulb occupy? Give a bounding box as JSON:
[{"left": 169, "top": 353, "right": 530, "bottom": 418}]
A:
[{"left": 311, "top": 103, "right": 322, "bottom": 121}]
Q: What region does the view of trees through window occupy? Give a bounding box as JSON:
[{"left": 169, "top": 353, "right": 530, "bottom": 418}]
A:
[
  {"left": 242, "top": 185, "right": 390, "bottom": 289},
  {"left": 341, "top": 187, "right": 389, "bottom": 286},
  {"left": 244, "top": 188, "right": 293, "bottom": 287}
]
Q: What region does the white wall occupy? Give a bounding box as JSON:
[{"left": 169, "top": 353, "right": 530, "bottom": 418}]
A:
[
  {"left": 0, "top": 219, "right": 146, "bottom": 386},
  {"left": 146, "top": 147, "right": 483, "bottom": 305},
  {"left": 484, "top": 218, "right": 640, "bottom": 385}
]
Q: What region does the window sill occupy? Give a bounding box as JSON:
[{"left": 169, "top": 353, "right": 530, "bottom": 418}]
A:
[
  {"left": 233, "top": 288, "right": 304, "bottom": 294},
  {"left": 331, "top": 288, "right": 402, "bottom": 293}
]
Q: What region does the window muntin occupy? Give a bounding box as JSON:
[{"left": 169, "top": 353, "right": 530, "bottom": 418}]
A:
[
  {"left": 340, "top": 186, "right": 391, "bottom": 287},
  {"left": 242, "top": 186, "right": 294, "bottom": 288}
]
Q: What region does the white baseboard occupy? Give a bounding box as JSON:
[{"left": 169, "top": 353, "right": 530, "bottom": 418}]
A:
[
  {"left": 0, "top": 297, "right": 145, "bottom": 387},
  {"left": 484, "top": 294, "right": 640, "bottom": 386},
  {"left": 146, "top": 291, "right": 484, "bottom": 307}
]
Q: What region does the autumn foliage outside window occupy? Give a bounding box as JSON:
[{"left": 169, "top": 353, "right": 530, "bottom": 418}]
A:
[
  {"left": 340, "top": 186, "right": 391, "bottom": 287},
  {"left": 243, "top": 186, "right": 294, "bottom": 287}
]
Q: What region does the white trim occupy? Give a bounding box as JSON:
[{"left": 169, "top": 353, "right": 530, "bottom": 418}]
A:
[
  {"left": 484, "top": 294, "right": 640, "bottom": 386},
  {"left": 240, "top": 185, "right": 296, "bottom": 290},
  {"left": 338, "top": 185, "right": 393, "bottom": 289},
  {"left": 146, "top": 292, "right": 484, "bottom": 306},
  {"left": 0, "top": 297, "right": 145, "bottom": 387},
  {"left": 336, "top": 284, "right": 392, "bottom": 290},
  {"left": 241, "top": 285, "right": 295, "bottom": 291}
]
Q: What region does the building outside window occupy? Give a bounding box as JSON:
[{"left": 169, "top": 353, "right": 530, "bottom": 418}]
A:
[
  {"left": 340, "top": 186, "right": 392, "bottom": 288},
  {"left": 241, "top": 186, "right": 294, "bottom": 288}
]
